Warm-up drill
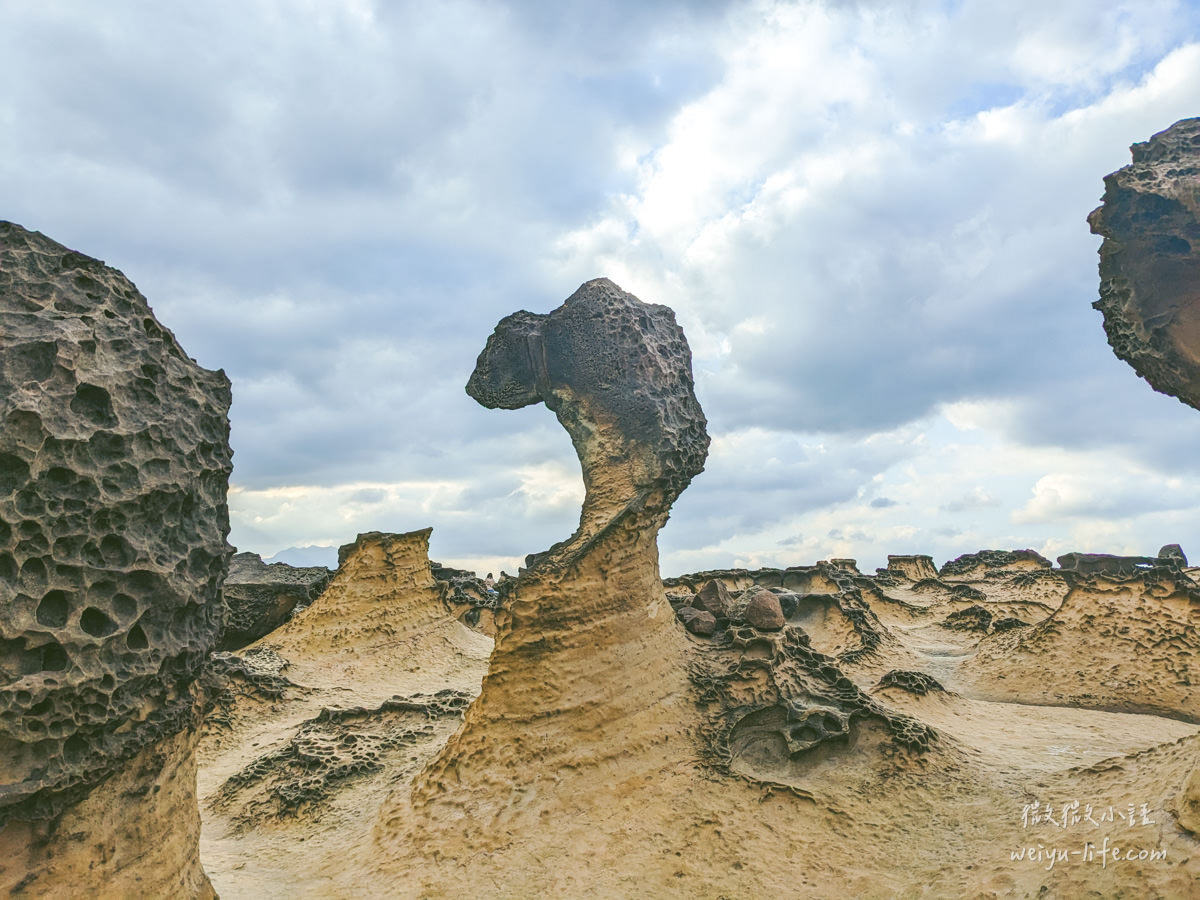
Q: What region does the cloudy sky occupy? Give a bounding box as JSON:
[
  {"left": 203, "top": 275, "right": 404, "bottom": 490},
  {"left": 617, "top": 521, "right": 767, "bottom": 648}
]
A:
[{"left": 4, "top": 0, "right": 1200, "bottom": 576}]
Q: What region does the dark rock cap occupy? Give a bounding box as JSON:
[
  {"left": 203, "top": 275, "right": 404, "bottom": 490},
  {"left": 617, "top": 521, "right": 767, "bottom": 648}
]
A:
[
  {"left": 467, "top": 278, "right": 709, "bottom": 571},
  {"left": 1089, "top": 117, "right": 1200, "bottom": 409}
]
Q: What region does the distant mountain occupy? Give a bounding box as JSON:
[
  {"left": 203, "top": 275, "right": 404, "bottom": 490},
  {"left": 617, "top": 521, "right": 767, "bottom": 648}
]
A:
[{"left": 263, "top": 545, "right": 339, "bottom": 569}]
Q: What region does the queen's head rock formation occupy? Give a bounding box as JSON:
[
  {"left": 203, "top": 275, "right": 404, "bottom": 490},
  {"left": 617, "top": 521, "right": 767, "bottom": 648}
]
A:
[
  {"left": 1089, "top": 116, "right": 1200, "bottom": 408},
  {"left": 380, "top": 279, "right": 708, "bottom": 871},
  {"left": 0, "top": 221, "right": 231, "bottom": 896}
]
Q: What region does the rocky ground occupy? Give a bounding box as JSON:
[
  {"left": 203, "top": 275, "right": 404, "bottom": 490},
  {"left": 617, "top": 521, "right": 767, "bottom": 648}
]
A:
[{"left": 196, "top": 542, "right": 1199, "bottom": 898}]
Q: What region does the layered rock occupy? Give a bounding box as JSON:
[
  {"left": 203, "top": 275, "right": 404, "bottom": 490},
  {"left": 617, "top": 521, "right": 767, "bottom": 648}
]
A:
[
  {"left": 876, "top": 554, "right": 939, "bottom": 582},
  {"left": 198, "top": 527, "right": 491, "bottom": 895},
  {"left": 219, "top": 551, "right": 331, "bottom": 650},
  {"left": 394, "top": 278, "right": 710, "bottom": 849},
  {"left": 246, "top": 529, "right": 490, "bottom": 694},
  {"left": 0, "top": 221, "right": 231, "bottom": 896},
  {"left": 1088, "top": 117, "right": 1200, "bottom": 408}
]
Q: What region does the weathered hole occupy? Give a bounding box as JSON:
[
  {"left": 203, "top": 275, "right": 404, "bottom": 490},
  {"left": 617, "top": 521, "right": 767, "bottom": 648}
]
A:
[
  {"left": 99, "top": 534, "right": 133, "bottom": 567},
  {"left": 112, "top": 593, "right": 137, "bottom": 619},
  {"left": 80, "top": 607, "right": 117, "bottom": 637},
  {"left": 70, "top": 384, "right": 117, "bottom": 427},
  {"left": 0, "top": 452, "right": 30, "bottom": 495},
  {"left": 63, "top": 734, "right": 88, "bottom": 763},
  {"left": 126, "top": 624, "right": 149, "bottom": 650},
  {"left": 40, "top": 642, "right": 68, "bottom": 672},
  {"left": 7, "top": 341, "right": 56, "bottom": 383},
  {"left": 36, "top": 590, "right": 70, "bottom": 628}
]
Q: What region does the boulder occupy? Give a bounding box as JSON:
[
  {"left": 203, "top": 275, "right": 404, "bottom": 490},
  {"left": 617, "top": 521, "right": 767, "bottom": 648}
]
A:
[
  {"left": 676, "top": 606, "right": 717, "bottom": 636},
  {"left": 219, "top": 551, "right": 332, "bottom": 649},
  {"left": 693, "top": 578, "right": 732, "bottom": 618},
  {"left": 1158, "top": 543, "right": 1188, "bottom": 567},
  {"left": 741, "top": 588, "right": 785, "bottom": 631},
  {"left": 1088, "top": 117, "right": 1200, "bottom": 410},
  {"left": 0, "top": 221, "right": 230, "bottom": 896}
]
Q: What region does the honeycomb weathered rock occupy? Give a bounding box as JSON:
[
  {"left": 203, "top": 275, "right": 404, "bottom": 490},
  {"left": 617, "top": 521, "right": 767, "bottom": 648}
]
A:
[
  {"left": 1088, "top": 117, "right": 1200, "bottom": 409},
  {"left": 0, "top": 221, "right": 232, "bottom": 824}
]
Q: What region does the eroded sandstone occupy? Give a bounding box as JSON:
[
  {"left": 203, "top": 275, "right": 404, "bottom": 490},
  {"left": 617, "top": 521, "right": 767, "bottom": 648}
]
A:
[
  {"left": 390, "top": 278, "right": 710, "bottom": 857},
  {"left": 1089, "top": 117, "right": 1200, "bottom": 408},
  {"left": 0, "top": 221, "right": 231, "bottom": 896}
]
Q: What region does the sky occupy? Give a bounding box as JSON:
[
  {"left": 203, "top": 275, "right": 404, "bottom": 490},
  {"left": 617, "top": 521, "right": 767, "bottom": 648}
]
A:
[{"left": 4, "top": 0, "right": 1200, "bottom": 576}]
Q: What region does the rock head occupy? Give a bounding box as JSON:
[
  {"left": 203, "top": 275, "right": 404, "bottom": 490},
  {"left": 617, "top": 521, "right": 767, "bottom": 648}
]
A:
[
  {"left": 1089, "top": 117, "right": 1200, "bottom": 408},
  {"left": 465, "top": 277, "right": 709, "bottom": 562},
  {"left": 0, "top": 222, "right": 232, "bottom": 895}
]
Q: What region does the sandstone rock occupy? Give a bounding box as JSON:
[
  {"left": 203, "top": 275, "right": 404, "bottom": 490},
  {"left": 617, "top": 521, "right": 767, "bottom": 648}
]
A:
[
  {"left": 676, "top": 606, "right": 717, "bottom": 636},
  {"left": 401, "top": 277, "right": 709, "bottom": 853},
  {"left": 1088, "top": 117, "right": 1200, "bottom": 409},
  {"left": 693, "top": 578, "right": 732, "bottom": 618},
  {"left": 0, "top": 221, "right": 230, "bottom": 895},
  {"left": 741, "top": 588, "right": 785, "bottom": 631},
  {"left": 219, "top": 551, "right": 332, "bottom": 650},
  {"left": 880, "top": 554, "right": 939, "bottom": 581}
]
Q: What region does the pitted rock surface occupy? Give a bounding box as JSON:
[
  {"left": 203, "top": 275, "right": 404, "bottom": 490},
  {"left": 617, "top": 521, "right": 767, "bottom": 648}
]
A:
[
  {"left": 466, "top": 277, "right": 709, "bottom": 566},
  {"left": 0, "top": 221, "right": 232, "bottom": 823},
  {"left": 939, "top": 549, "right": 1052, "bottom": 578},
  {"left": 1089, "top": 117, "right": 1200, "bottom": 409}
]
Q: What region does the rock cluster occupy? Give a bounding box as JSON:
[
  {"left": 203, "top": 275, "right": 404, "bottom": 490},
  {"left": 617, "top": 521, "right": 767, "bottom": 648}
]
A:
[
  {"left": 1089, "top": 117, "right": 1200, "bottom": 409},
  {"left": 0, "top": 221, "right": 231, "bottom": 895}
]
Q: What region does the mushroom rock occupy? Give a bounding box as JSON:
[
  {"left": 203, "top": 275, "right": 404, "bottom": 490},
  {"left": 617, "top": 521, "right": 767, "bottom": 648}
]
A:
[
  {"left": 1089, "top": 117, "right": 1200, "bottom": 408},
  {"left": 0, "top": 222, "right": 231, "bottom": 896},
  {"left": 391, "top": 278, "right": 709, "bottom": 850}
]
